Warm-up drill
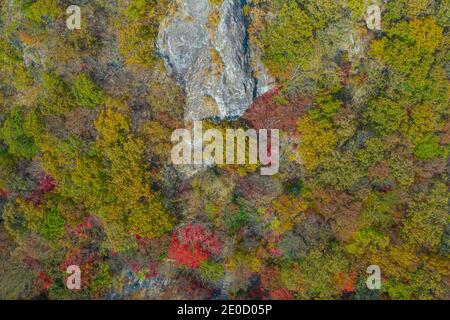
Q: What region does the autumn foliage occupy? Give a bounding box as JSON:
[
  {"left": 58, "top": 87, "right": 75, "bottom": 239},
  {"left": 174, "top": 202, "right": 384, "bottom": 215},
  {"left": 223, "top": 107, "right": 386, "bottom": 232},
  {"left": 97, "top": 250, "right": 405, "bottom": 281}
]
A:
[
  {"left": 243, "top": 87, "right": 310, "bottom": 131},
  {"left": 168, "top": 224, "right": 223, "bottom": 269}
]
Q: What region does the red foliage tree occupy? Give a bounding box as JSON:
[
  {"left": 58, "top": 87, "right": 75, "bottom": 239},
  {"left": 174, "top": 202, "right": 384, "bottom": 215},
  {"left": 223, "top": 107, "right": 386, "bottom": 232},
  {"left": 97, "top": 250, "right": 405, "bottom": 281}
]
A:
[
  {"left": 130, "top": 261, "right": 141, "bottom": 274},
  {"left": 336, "top": 272, "right": 356, "bottom": 294},
  {"left": 0, "top": 189, "right": 9, "bottom": 199},
  {"left": 35, "top": 272, "right": 52, "bottom": 291},
  {"left": 341, "top": 62, "right": 352, "bottom": 86},
  {"left": 25, "top": 173, "right": 57, "bottom": 206},
  {"left": 145, "top": 262, "right": 158, "bottom": 279},
  {"left": 259, "top": 266, "right": 293, "bottom": 300},
  {"left": 309, "top": 187, "right": 362, "bottom": 242},
  {"left": 61, "top": 216, "right": 105, "bottom": 287},
  {"left": 268, "top": 289, "right": 293, "bottom": 300},
  {"left": 168, "top": 224, "right": 222, "bottom": 269},
  {"left": 38, "top": 174, "right": 56, "bottom": 193},
  {"left": 243, "top": 87, "right": 310, "bottom": 131}
]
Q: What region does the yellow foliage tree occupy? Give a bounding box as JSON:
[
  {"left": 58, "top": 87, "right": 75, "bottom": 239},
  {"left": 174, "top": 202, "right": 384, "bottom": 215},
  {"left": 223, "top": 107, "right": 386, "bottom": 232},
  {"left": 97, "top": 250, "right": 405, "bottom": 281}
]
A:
[{"left": 296, "top": 115, "right": 337, "bottom": 171}]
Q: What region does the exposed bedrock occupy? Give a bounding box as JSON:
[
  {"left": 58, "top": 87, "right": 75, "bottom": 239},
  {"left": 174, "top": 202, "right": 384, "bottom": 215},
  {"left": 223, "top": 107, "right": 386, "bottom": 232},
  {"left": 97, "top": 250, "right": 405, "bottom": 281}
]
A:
[{"left": 157, "top": 0, "right": 259, "bottom": 121}]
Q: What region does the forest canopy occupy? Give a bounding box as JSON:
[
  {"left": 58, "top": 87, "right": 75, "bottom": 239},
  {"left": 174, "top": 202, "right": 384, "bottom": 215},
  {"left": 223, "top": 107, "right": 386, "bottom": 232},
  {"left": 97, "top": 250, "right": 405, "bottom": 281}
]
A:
[{"left": 0, "top": 0, "right": 448, "bottom": 301}]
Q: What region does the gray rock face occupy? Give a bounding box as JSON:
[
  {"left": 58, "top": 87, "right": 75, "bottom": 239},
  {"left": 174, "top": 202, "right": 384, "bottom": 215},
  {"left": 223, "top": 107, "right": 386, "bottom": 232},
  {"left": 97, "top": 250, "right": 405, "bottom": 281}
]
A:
[{"left": 157, "top": 0, "right": 256, "bottom": 120}]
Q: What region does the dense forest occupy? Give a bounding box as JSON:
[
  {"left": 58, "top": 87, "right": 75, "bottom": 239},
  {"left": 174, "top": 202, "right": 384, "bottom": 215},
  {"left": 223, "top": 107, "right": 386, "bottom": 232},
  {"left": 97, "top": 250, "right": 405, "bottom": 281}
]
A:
[{"left": 0, "top": 0, "right": 449, "bottom": 300}]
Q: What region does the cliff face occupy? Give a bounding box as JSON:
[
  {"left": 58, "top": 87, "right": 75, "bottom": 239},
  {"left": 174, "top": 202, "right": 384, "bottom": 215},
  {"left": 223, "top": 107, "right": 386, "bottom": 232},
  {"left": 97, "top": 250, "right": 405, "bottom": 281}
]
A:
[{"left": 157, "top": 0, "right": 256, "bottom": 121}]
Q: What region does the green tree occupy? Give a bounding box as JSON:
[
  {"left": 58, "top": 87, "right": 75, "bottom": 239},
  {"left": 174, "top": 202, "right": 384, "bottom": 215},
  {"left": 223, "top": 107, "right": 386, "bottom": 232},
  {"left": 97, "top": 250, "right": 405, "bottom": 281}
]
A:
[
  {"left": 401, "top": 181, "right": 449, "bottom": 251},
  {"left": 71, "top": 73, "right": 105, "bottom": 109},
  {"left": 117, "top": 0, "right": 169, "bottom": 68},
  {"left": 261, "top": 0, "right": 315, "bottom": 80},
  {"left": 363, "top": 96, "right": 408, "bottom": 136},
  {"left": 0, "top": 107, "right": 37, "bottom": 159},
  {"left": 199, "top": 260, "right": 225, "bottom": 283},
  {"left": 40, "top": 208, "right": 65, "bottom": 241},
  {"left": 39, "top": 72, "right": 72, "bottom": 114}
]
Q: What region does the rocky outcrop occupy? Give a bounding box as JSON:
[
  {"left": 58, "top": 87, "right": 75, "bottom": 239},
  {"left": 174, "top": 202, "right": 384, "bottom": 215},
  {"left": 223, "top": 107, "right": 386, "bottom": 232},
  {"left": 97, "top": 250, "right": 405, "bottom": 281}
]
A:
[{"left": 157, "top": 0, "right": 256, "bottom": 121}]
